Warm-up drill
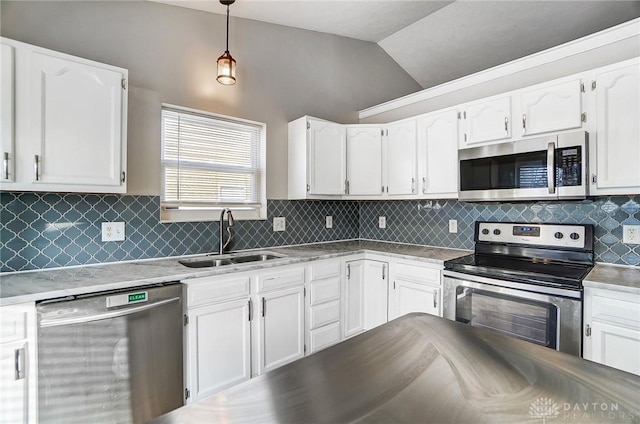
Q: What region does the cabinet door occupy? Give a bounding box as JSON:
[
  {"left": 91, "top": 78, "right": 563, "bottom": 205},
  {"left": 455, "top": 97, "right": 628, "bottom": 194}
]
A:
[
  {"left": 1, "top": 42, "right": 14, "bottom": 183},
  {"left": 384, "top": 120, "right": 417, "bottom": 195},
  {"left": 417, "top": 110, "right": 458, "bottom": 197},
  {"left": 346, "top": 126, "right": 382, "bottom": 196},
  {"left": 460, "top": 96, "right": 511, "bottom": 146},
  {"left": 308, "top": 119, "right": 346, "bottom": 195},
  {"left": 519, "top": 79, "right": 582, "bottom": 136},
  {"left": 389, "top": 280, "right": 439, "bottom": 320},
  {"left": 592, "top": 62, "right": 640, "bottom": 194},
  {"left": 186, "top": 299, "right": 251, "bottom": 402},
  {"left": 27, "top": 50, "right": 126, "bottom": 188},
  {"left": 257, "top": 286, "right": 305, "bottom": 374},
  {"left": 343, "top": 260, "right": 365, "bottom": 338},
  {"left": 364, "top": 261, "right": 389, "bottom": 330},
  {"left": 0, "top": 340, "right": 28, "bottom": 423},
  {"left": 586, "top": 321, "right": 640, "bottom": 376}
]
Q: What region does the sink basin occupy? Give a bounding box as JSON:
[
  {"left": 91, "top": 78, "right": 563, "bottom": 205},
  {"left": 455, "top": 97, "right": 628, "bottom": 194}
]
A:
[
  {"left": 179, "top": 252, "right": 285, "bottom": 268},
  {"left": 178, "top": 258, "right": 235, "bottom": 268},
  {"left": 230, "top": 254, "right": 282, "bottom": 264}
]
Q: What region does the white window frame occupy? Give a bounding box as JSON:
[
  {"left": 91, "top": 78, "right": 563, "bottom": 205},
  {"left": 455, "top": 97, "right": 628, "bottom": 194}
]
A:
[{"left": 160, "top": 104, "right": 267, "bottom": 222}]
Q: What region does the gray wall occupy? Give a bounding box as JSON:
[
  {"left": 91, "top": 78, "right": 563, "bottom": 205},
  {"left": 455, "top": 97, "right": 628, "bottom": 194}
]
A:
[{"left": 0, "top": 0, "right": 421, "bottom": 198}]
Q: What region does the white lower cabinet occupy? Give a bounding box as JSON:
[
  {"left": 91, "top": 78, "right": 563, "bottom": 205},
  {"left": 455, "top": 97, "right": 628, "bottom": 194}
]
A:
[
  {"left": 256, "top": 285, "right": 305, "bottom": 374},
  {"left": 583, "top": 286, "right": 640, "bottom": 376},
  {"left": 0, "top": 302, "right": 37, "bottom": 424},
  {"left": 183, "top": 274, "right": 251, "bottom": 402},
  {"left": 307, "top": 260, "right": 343, "bottom": 354},
  {"left": 343, "top": 260, "right": 366, "bottom": 338},
  {"left": 186, "top": 299, "right": 251, "bottom": 402},
  {"left": 254, "top": 267, "right": 306, "bottom": 375},
  {"left": 363, "top": 260, "right": 389, "bottom": 331},
  {"left": 389, "top": 261, "right": 442, "bottom": 320}
]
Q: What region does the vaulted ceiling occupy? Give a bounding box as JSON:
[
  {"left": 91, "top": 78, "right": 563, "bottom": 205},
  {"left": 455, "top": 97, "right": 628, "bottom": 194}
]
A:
[{"left": 152, "top": 0, "right": 640, "bottom": 89}]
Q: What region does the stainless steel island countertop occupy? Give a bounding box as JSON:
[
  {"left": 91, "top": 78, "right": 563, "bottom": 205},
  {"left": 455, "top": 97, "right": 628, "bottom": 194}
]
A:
[{"left": 150, "top": 314, "right": 640, "bottom": 424}]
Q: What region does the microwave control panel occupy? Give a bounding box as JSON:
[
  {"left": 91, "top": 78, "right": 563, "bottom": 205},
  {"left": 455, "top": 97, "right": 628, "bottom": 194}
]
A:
[{"left": 556, "top": 146, "right": 582, "bottom": 187}]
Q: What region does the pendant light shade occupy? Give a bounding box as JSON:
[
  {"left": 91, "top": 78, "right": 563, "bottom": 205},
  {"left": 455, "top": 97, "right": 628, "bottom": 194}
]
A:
[{"left": 217, "top": 0, "right": 236, "bottom": 85}]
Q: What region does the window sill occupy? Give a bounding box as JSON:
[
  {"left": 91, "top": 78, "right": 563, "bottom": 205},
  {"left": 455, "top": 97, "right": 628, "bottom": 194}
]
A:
[{"left": 160, "top": 206, "right": 267, "bottom": 223}]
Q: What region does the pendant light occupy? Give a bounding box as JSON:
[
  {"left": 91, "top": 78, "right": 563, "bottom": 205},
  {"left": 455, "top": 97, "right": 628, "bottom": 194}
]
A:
[{"left": 217, "top": 0, "right": 236, "bottom": 85}]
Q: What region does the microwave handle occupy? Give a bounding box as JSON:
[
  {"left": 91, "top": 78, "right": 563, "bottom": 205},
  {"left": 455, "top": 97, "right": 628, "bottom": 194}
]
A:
[{"left": 547, "top": 142, "right": 556, "bottom": 194}]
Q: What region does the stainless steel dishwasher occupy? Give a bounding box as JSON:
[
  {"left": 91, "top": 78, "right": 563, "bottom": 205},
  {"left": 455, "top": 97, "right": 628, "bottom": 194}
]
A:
[{"left": 37, "top": 283, "right": 184, "bottom": 424}]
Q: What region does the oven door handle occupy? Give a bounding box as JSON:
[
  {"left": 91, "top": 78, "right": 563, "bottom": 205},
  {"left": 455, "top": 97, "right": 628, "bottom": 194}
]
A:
[{"left": 547, "top": 142, "right": 556, "bottom": 194}]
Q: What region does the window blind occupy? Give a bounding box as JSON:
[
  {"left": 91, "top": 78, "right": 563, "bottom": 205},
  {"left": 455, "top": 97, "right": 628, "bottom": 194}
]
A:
[{"left": 161, "top": 107, "right": 263, "bottom": 209}]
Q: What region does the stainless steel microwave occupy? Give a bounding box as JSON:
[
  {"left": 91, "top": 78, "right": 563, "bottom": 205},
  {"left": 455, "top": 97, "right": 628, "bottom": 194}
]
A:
[{"left": 458, "top": 131, "right": 588, "bottom": 201}]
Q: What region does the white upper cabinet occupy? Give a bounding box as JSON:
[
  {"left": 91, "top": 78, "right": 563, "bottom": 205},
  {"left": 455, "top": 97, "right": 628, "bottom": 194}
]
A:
[
  {"left": 417, "top": 109, "right": 458, "bottom": 198},
  {"left": 308, "top": 119, "right": 347, "bottom": 195},
  {"left": 459, "top": 96, "right": 511, "bottom": 147},
  {"left": 346, "top": 126, "right": 382, "bottom": 196},
  {"left": 383, "top": 120, "right": 417, "bottom": 196},
  {"left": 1, "top": 43, "right": 14, "bottom": 184},
  {"left": 1, "top": 37, "right": 128, "bottom": 193},
  {"left": 590, "top": 60, "right": 640, "bottom": 195},
  {"left": 288, "top": 116, "right": 346, "bottom": 198},
  {"left": 518, "top": 78, "right": 583, "bottom": 137}
]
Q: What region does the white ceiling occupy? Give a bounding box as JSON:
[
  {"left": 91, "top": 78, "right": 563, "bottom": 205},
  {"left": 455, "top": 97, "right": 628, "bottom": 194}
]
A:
[{"left": 151, "top": 0, "right": 640, "bottom": 88}]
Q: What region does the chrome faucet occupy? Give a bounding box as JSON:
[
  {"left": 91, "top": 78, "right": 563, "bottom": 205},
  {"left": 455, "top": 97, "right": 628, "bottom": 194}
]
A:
[{"left": 219, "top": 208, "right": 235, "bottom": 255}]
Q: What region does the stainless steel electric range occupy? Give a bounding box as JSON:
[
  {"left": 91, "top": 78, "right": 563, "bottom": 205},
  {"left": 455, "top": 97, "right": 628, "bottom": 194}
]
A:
[{"left": 443, "top": 221, "right": 594, "bottom": 356}]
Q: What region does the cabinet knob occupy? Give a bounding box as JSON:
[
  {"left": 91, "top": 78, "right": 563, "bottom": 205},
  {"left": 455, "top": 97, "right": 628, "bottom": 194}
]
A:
[{"left": 585, "top": 324, "right": 591, "bottom": 337}]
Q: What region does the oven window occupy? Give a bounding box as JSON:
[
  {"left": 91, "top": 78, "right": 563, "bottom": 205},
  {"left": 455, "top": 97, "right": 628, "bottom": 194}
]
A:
[
  {"left": 460, "top": 150, "right": 548, "bottom": 191},
  {"left": 455, "top": 287, "right": 558, "bottom": 349}
]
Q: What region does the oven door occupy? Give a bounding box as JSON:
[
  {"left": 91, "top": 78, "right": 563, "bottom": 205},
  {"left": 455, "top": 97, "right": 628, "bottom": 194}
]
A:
[{"left": 443, "top": 275, "right": 582, "bottom": 356}]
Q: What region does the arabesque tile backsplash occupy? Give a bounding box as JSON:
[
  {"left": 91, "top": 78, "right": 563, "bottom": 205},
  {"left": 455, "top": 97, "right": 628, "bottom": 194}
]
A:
[{"left": 1, "top": 192, "right": 639, "bottom": 272}]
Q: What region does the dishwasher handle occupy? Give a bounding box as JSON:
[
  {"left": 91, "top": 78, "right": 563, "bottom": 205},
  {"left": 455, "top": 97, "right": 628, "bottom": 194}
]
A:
[{"left": 39, "top": 296, "right": 180, "bottom": 328}]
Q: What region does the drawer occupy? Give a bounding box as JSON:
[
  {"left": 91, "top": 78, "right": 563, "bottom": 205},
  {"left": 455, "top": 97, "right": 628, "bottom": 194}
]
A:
[
  {"left": 0, "top": 304, "right": 31, "bottom": 343},
  {"left": 309, "top": 300, "right": 340, "bottom": 330},
  {"left": 309, "top": 277, "right": 341, "bottom": 306},
  {"left": 589, "top": 290, "right": 640, "bottom": 329},
  {"left": 257, "top": 268, "right": 305, "bottom": 293},
  {"left": 310, "top": 261, "right": 341, "bottom": 281},
  {"left": 185, "top": 276, "right": 250, "bottom": 307},
  {"left": 393, "top": 262, "right": 441, "bottom": 285},
  {"left": 309, "top": 322, "right": 341, "bottom": 353}
]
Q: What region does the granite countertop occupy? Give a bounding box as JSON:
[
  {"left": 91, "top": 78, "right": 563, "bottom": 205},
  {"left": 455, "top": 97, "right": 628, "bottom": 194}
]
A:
[
  {"left": 0, "top": 240, "right": 470, "bottom": 306},
  {"left": 150, "top": 313, "right": 640, "bottom": 424},
  {"left": 584, "top": 264, "right": 640, "bottom": 295}
]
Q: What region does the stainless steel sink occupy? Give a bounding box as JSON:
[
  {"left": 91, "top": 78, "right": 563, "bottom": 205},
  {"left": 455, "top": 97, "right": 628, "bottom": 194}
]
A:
[{"left": 179, "top": 252, "right": 285, "bottom": 268}]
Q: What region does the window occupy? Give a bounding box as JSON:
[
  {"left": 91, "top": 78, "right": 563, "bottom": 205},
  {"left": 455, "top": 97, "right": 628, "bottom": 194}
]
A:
[{"left": 160, "top": 104, "right": 266, "bottom": 222}]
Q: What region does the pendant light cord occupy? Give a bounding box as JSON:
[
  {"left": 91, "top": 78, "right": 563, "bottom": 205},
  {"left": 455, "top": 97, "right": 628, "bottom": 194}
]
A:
[{"left": 225, "top": 4, "right": 230, "bottom": 53}]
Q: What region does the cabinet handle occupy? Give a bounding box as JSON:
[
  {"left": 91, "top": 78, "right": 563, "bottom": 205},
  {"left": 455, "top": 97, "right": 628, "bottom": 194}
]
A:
[
  {"left": 34, "top": 155, "right": 40, "bottom": 181},
  {"left": 591, "top": 174, "right": 597, "bottom": 184},
  {"left": 3, "top": 152, "right": 8, "bottom": 180},
  {"left": 433, "top": 290, "right": 438, "bottom": 309},
  {"left": 248, "top": 299, "right": 252, "bottom": 321},
  {"left": 346, "top": 263, "right": 351, "bottom": 280},
  {"left": 422, "top": 177, "right": 427, "bottom": 194},
  {"left": 411, "top": 178, "right": 415, "bottom": 194},
  {"left": 522, "top": 114, "right": 527, "bottom": 134},
  {"left": 504, "top": 117, "right": 509, "bottom": 135},
  {"left": 15, "top": 347, "right": 25, "bottom": 380},
  {"left": 393, "top": 281, "right": 396, "bottom": 290},
  {"left": 306, "top": 184, "right": 310, "bottom": 192},
  {"left": 261, "top": 297, "right": 266, "bottom": 317},
  {"left": 344, "top": 179, "right": 349, "bottom": 195},
  {"left": 585, "top": 324, "right": 591, "bottom": 337},
  {"left": 382, "top": 264, "right": 386, "bottom": 280}
]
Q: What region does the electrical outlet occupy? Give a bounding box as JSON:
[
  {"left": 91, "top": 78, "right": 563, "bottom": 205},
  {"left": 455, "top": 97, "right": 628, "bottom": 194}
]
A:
[
  {"left": 326, "top": 216, "right": 333, "bottom": 229},
  {"left": 378, "top": 216, "right": 386, "bottom": 229},
  {"left": 623, "top": 224, "right": 640, "bottom": 244},
  {"left": 449, "top": 219, "right": 458, "bottom": 234},
  {"left": 101, "top": 222, "right": 125, "bottom": 242},
  {"left": 273, "top": 217, "right": 286, "bottom": 232}
]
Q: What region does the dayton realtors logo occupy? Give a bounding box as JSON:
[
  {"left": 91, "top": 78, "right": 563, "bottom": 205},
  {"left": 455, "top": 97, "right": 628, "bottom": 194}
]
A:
[
  {"left": 529, "top": 397, "right": 560, "bottom": 423},
  {"left": 529, "top": 397, "right": 635, "bottom": 422}
]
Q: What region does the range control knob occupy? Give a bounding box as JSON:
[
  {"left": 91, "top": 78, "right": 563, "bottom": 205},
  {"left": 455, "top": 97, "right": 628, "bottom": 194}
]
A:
[
  {"left": 482, "top": 229, "right": 490, "bottom": 235},
  {"left": 554, "top": 232, "right": 564, "bottom": 239},
  {"left": 493, "top": 229, "right": 501, "bottom": 235},
  {"left": 570, "top": 232, "right": 580, "bottom": 240}
]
